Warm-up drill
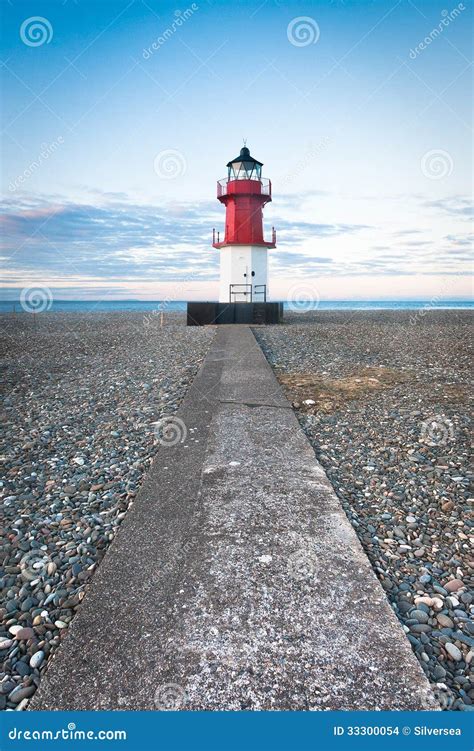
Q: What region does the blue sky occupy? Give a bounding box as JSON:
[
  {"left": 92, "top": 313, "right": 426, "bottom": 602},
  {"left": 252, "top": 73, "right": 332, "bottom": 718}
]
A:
[{"left": 1, "top": 0, "right": 472, "bottom": 300}]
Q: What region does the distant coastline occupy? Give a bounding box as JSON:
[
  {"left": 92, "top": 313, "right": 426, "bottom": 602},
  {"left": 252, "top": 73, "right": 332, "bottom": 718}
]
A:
[{"left": 1, "top": 299, "right": 473, "bottom": 313}]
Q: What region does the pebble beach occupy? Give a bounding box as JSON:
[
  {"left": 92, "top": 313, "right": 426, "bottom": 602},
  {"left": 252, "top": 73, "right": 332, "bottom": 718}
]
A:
[
  {"left": 255, "top": 309, "right": 473, "bottom": 711},
  {"left": 1, "top": 308, "right": 472, "bottom": 711},
  {"left": 0, "top": 312, "right": 214, "bottom": 710}
]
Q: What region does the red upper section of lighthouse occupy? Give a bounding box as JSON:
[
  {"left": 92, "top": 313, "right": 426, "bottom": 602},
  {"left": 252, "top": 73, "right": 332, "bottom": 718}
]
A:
[{"left": 213, "top": 146, "right": 276, "bottom": 249}]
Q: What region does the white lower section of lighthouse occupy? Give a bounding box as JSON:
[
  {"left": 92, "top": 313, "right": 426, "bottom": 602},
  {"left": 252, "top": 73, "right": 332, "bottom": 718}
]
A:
[{"left": 218, "top": 245, "right": 269, "bottom": 303}]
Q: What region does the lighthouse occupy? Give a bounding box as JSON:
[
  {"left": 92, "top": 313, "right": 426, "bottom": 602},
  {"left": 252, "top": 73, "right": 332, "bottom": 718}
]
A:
[
  {"left": 187, "top": 145, "right": 282, "bottom": 325},
  {"left": 213, "top": 146, "right": 276, "bottom": 303}
]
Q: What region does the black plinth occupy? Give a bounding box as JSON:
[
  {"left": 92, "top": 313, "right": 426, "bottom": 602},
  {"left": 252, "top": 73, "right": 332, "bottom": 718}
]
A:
[{"left": 187, "top": 302, "right": 283, "bottom": 326}]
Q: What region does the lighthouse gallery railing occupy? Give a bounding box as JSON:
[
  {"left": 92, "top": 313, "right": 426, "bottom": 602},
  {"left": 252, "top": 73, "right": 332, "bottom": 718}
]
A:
[{"left": 217, "top": 177, "right": 272, "bottom": 199}]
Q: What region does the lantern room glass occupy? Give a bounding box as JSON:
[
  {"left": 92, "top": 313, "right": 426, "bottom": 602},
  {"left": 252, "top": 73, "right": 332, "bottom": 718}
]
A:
[{"left": 228, "top": 160, "right": 262, "bottom": 180}]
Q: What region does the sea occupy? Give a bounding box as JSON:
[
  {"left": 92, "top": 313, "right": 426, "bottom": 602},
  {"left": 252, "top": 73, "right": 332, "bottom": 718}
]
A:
[{"left": 0, "top": 300, "right": 472, "bottom": 313}]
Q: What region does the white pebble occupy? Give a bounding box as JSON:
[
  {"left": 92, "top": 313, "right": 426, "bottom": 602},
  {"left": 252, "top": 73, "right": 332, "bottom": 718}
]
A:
[
  {"left": 29, "top": 650, "right": 45, "bottom": 669},
  {"left": 445, "top": 643, "right": 462, "bottom": 661}
]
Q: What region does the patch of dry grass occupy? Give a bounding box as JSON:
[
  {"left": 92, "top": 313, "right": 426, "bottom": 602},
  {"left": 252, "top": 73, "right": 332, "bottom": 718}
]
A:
[{"left": 278, "top": 366, "right": 412, "bottom": 413}]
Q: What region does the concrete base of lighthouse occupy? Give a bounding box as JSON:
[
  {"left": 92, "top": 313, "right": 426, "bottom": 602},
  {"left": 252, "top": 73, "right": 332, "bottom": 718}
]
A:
[{"left": 187, "top": 301, "right": 283, "bottom": 326}]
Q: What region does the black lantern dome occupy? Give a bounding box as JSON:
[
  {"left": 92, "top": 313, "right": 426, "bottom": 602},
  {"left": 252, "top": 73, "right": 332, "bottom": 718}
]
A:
[{"left": 227, "top": 146, "right": 263, "bottom": 180}]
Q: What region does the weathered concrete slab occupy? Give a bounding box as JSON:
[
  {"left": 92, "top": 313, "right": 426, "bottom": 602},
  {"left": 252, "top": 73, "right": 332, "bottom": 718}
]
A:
[{"left": 33, "top": 326, "right": 435, "bottom": 710}]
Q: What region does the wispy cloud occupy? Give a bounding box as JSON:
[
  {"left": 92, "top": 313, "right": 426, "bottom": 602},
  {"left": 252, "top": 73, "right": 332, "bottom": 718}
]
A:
[
  {"left": 0, "top": 191, "right": 371, "bottom": 281},
  {"left": 1, "top": 190, "right": 472, "bottom": 293},
  {"left": 422, "top": 196, "right": 473, "bottom": 220}
]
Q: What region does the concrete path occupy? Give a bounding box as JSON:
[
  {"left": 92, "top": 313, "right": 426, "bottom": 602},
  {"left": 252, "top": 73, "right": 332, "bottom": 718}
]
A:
[{"left": 33, "top": 326, "right": 435, "bottom": 710}]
